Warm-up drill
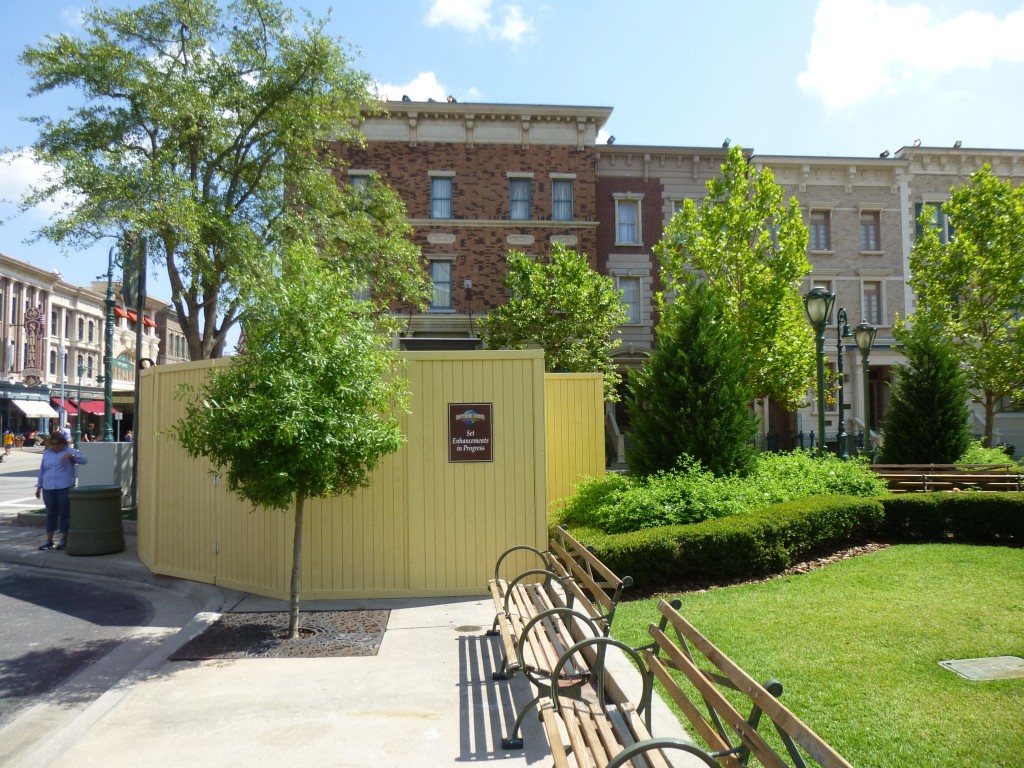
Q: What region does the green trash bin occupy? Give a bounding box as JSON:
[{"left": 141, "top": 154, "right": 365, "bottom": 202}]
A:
[{"left": 68, "top": 485, "right": 125, "bottom": 556}]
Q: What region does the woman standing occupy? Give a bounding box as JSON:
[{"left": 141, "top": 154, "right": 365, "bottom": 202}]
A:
[{"left": 36, "top": 431, "right": 88, "bottom": 550}]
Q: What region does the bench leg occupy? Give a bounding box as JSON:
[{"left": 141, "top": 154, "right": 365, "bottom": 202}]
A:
[
  {"left": 501, "top": 692, "right": 544, "bottom": 750},
  {"left": 492, "top": 658, "right": 509, "bottom": 681}
]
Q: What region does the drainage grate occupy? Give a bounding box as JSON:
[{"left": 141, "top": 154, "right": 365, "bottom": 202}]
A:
[{"left": 939, "top": 656, "right": 1024, "bottom": 681}]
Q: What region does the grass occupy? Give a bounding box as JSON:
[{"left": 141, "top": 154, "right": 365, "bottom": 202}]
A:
[{"left": 612, "top": 544, "right": 1024, "bottom": 768}]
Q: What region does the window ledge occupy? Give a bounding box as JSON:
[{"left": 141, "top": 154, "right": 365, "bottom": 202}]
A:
[
  {"left": 809, "top": 249, "right": 835, "bottom": 255},
  {"left": 860, "top": 250, "right": 885, "bottom": 256},
  {"left": 614, "top": 241, "right": 643, "bottom": 247}
]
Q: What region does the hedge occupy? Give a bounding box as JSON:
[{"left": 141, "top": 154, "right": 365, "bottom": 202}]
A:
[{"left": 567, "top": 492, "right": 1022, "bottom": 589}]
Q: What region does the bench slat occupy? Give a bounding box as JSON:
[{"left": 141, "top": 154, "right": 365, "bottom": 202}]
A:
[{"left": 655, "top": 599, "right": 854, "bottom": 768}]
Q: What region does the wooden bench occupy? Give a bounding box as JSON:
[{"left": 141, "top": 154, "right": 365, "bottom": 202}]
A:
[
  {"left": 537, "top": 598, "right": 854, "bottom": 768},
  {"left": 487, "top": 524, "right": 632, "bottom": 749},
  {"left": 872, "top": 464, "right": 1022, "bottom": 493}
]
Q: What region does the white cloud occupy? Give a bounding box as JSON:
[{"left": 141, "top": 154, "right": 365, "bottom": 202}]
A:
[
  {"left": 798, "top": 0, "right": 1024, "bottom": 109},
  {"left": 0, "top": 150, "right": 77, "bottom": 220},
  {"left": 375, "top": 72, "right": 448, "bottom": 102},
  {"left": 424, "top": 0, "right": 534, "bottom": 45}
]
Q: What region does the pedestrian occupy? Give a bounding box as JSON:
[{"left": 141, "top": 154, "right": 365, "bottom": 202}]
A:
[
  {"left": 60, "top": 424, "right": 72, "bottom": 443},
  {"left": 3, "top": 430, "right": 12, "bottom": 456},
  {"left": 36, "top": 431, "right": 88, "bottom": 551},
  {"left": 123, "top": 430, "right": 132, "bottom": 443}
]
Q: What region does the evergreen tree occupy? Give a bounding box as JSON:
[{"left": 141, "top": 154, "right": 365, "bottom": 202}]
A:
[
  {"left": 878, "top": 322, "right": 973, "bottom": 464},
  {"left": 626, "top": 280, "right": 757, "bottom": 477}
]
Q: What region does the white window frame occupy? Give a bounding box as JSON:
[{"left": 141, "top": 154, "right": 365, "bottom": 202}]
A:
[
  {"left": 613, "top": 193, "right": 644, "bottom": 246},
  {"left": 551, "top": 176, "right": 574, "bottom": 222},
  {"left": 429, "top": 171, "right": 455, "bottom": 220},
  {"left": 613, "top": 274, "right": 643, "bottom": 325},
  {"left": 428, "top": 258, "right": 454, "bottom": 311},
  {"left": 861, "top": 279, "right": 884, "bottom": 326},
  {"left": 509, "top": 176, "right": 532, "bottom": 221},
  {"left": 808, "top": 208, "right": 832, "bottom": 252}
]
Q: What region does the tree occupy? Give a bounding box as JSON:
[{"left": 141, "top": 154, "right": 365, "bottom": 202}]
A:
[
  {"left": 655, "top": 145, "right": 815, "bottom": 410},
  {"left": 878, "top": 322, "right": 973, "bottom": 464},
  {"left": 477, "top": 244, "right": 628, "bottom": 398},
  {"left": 910, "top": 164, "right": 1024, "bottom": 445},
  {"left": 626, "top": 279, "right": 758, "bottom": 477},
  {"left": 173, "top": 242, "right": 407, "bottom": 637},
  {"left": 17, "top": 0, "right": 425, "bottom": 359}
]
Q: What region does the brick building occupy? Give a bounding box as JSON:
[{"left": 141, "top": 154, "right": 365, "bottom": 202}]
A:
[{"left": 339, "top": 102, "right": 1024, "bottom": 454}]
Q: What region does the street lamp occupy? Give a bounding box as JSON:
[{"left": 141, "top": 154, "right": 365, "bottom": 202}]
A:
[
  {"left": 74, "top": 360, "right": 85, "bottom": 448},
  {"left": 834, "top": 308, "right": 853, "bottom": 459},
  {"left": 804, "top": 286, "right": 835, "bottom": 453},
  {"left": 854, "top": 321, "right": 878, "bottom": 459}
]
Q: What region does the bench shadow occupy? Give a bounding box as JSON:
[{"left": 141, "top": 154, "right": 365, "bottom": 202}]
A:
[{"left": 457, "top": 633, "right": 548, "bottom": 763}]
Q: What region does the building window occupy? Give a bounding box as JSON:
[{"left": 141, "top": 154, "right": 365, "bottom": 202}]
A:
[
  {"left": 809, "top": 210, "right": 831, "bottom": 251},
  {"left": 431, "top": 177, "right": 452, "bottom": 220},
  {"left": 615, "top": 197, "right": 642, "bottom": 245},
  {"left": 349, "top": 173, "right": 372, "bottom": 190},
  {"left": 429, "top": 260, "right": 452, "bottom": 310},
  {"left": 50, "top": 310, "right": 58, "bottom": 336},
  {"left": 77, "top": 317, "right": 84, "bottom": 341},
  {"left": 351, "top": 282, "right": 372, "bottom": 303},
  {"left": 552, "top": 179, "right": 573, "bottom": 222},
  {"left": 915, "top": 202, "right": 954, "bottom": 243},
  {"left": 860, "top": 211, "right": 881, "bottom": 251},
  {"left": 510, "top": 178, "right": 531, "bottom": 221},
  {"left": 88, "top": 320, "right": 95, "bottom": 343},
  {"left": 863, "top": 281, "right": 882, "bottom": 325},
  {"left": 49, "top": 349, "right": 57, "bottom": 375},
  {"left": 615, "top": 275, "right": 642, "bottom": 325},
  {"left": 87, "top": 355, "right": 94, "bottom": 378}
]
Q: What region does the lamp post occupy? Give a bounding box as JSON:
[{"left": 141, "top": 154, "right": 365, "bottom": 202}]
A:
[
  {"left": 58, "top": 345, "right": 66, "bottom": 430},
  {"left": 854, "top": 321, "right": 878, "bottom": 459},
  {"left": 101, "top": 246, "right": 115, "bottom": 442},
  {"left": 804, "top": 286, "right": 835, "bottom": 454},
  {"left": 834, "top": 308, "right": 853, "bottom": 459},
  {"left": 74, "top": 360, "right": 85, "bottom": 448}
]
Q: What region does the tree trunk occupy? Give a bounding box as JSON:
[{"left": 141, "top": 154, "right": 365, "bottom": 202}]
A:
[
  {"left": 287, "top": 492, "right": 305, "bottom": 639},
  {"left": 983, "top": 397, "right": 996, "bottom": 448}
]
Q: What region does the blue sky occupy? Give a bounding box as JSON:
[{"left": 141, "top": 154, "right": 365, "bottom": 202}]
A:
[{"left": 2, "top": 0, "right": 1023, "bottom": 301}]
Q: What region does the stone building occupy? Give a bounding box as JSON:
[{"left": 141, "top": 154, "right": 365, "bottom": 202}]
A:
[
  {"left": 0, "top": 252, "right": 175, "bottom": 439},
  {"left": 331, "top": 100, "right": 1024, "bottom": 455}
]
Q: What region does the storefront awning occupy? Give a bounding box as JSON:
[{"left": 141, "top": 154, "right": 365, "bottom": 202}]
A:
[
  {"left": 12, "top": 399, "right": 59, "bottom": 418},
  {"left": 76, "top": 400, "right": 120, "bottom": 416},
  {"left": 51, "top": 397, "right": 77, "bottom": 416},
  {"left": 126, "top": 309, "right": 158, "bottom": 328}
]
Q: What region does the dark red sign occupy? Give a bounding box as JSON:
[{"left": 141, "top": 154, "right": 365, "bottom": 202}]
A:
[{"left": 448, "top": 403, "right": 493, "bottom": 463}]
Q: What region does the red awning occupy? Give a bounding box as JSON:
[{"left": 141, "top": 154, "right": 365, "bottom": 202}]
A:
[
  {"left": 76, "top": 400, "right": 119, "bottom": 416},
  {"left": 51, "top": 397, "right": 77, "bottom": 416},
  {"left": 126, "top": 309, "right": 158, "bottom": 328},
  {"left": 114, "top": 306, "right": 130, "bottom": 319}
]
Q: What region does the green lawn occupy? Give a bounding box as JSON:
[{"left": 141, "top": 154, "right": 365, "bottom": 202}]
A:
[{"left": 612, "top": 544, "right": 1024, "bottom": 768}]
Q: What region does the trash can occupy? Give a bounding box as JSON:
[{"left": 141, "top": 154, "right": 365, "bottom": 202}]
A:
[{"left": 68, "top": 485, "right": 125, "bottom": 556}]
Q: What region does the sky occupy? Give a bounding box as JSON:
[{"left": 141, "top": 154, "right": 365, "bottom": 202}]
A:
[{"left": 1, "top": 0, "right": 1023, "bottom": 303}]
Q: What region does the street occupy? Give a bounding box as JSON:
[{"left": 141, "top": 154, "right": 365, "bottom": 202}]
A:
[
  {"left": 0, "top": 564, "right": 152, "bottom": 729},
  {"left": 0, "top": 447, "right": 45, "bottom": 521}
]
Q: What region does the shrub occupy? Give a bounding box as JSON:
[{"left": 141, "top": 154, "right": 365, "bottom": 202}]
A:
[
  {"left": 557, "top": 451, "right": 888, "bottom": 535},
  {"left": 958, "top": 440, "right": 1021, "bottom": 467},
  {"left": 580, "top": 496, "right": 886, "bottom": 588},
  {"left": 881, "top": 492, "right": 1024, "bottom": 542}
]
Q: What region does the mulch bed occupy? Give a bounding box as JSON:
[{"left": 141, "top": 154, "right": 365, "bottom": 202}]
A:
[{"left": 169, "top": 609, "right": 390, "bottom": 660}]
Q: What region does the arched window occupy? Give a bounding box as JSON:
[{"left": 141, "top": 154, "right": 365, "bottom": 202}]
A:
[
  {"left": 87, "top": 355, "right": 94, "bottom": 378},
  {"left": 88, "top": 320, "right": 94, "bottom": 342},
  {"left": 49, "top": 349, "right": 57, "bottom": 375},
  {"left": 78, "top": 317, "right": 84, "bottom": 340},
  {"left": 51, "top": 310, "right": 59, "bottom": 336}
]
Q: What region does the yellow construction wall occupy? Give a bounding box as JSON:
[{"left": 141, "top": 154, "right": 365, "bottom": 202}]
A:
[
  {"left": 137, "top": 350, "right": 603, "bottom": 599},
  {"left": 545, "top": 373, "right": 605, "bottom": 512}
]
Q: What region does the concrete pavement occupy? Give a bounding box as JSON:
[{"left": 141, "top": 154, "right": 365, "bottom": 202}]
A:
[{"left": 0, "top": 451, "right": 697, "bottom": 768}]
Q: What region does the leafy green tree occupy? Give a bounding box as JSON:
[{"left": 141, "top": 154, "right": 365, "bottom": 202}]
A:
[
  {"left": 655, "top": 145, "right": 815, "bottom": 410},
  {"left": 478, "top": 244, "right": 628, "bottom": 398},
  {"left": 173, "top": 243, "right": 407, "bottom": 637},
  {"left": 878, "top": 322, "right": 973, "bottom": 464},
  {"left": 17, "top": 0, "right": 425, "bottom": 358},
  {"left": 909, "top": 164, "right": 1024, "bottom": 445},
  {"left": 626, "top": 279, "right": 758, "bottom": 477}
]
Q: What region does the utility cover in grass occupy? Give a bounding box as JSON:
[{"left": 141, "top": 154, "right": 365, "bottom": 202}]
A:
[
  {"left": 939, "top": 656, "right": 1024, "bottom": 681},
  {"left": 169, "top": 610, "right": 390, "bottom": 660}
]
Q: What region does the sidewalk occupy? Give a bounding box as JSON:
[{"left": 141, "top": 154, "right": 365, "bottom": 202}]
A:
[{"left": 0, "top": 512, "right": 697, "bottom": 767}]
